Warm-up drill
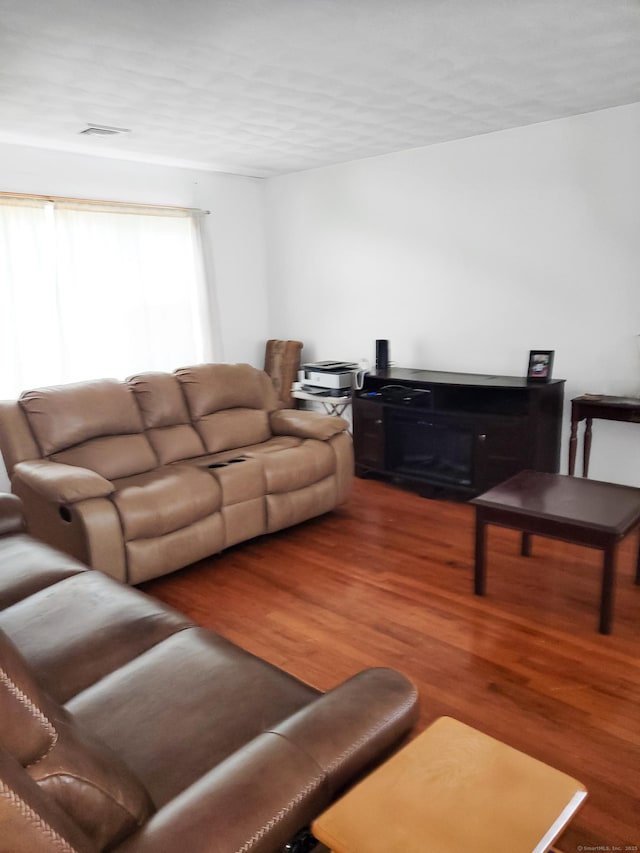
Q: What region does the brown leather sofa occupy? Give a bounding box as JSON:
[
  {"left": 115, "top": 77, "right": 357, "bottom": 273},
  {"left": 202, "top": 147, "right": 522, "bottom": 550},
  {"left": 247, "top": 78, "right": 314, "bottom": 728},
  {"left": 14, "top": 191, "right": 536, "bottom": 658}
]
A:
[
  {"left": 0, "top": 363, "right": 353, "bottom": 584},
  {"left": 0, "top": 493, "right": 418, "bottom": 852}
]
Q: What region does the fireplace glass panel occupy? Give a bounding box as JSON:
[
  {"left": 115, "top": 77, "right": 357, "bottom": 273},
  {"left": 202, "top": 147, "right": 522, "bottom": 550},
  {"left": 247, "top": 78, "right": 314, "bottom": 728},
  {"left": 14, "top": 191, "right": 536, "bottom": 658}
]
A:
[{"left": 388, "top": 411, "right": 473, "bottom": 486}]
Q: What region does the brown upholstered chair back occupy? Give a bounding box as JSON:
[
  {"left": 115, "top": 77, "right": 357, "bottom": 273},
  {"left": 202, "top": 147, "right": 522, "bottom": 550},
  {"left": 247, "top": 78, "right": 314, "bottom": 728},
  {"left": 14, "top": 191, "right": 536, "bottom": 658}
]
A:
[{"left": 264, "top": 340, "right": 303, "bottom": 408}]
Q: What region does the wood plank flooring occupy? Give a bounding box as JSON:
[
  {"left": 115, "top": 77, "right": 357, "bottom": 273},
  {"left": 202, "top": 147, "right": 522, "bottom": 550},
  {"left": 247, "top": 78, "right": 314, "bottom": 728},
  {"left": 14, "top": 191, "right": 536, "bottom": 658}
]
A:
[{"left": 142, "top": 477, "right": 640, "bottom": 850}]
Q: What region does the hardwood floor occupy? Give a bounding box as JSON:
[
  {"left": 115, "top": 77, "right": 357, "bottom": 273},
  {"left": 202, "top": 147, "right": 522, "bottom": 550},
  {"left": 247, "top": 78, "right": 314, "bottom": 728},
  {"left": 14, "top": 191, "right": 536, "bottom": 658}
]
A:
[{"left": 142, "top": 477, "right": 640, "bottom": 850}]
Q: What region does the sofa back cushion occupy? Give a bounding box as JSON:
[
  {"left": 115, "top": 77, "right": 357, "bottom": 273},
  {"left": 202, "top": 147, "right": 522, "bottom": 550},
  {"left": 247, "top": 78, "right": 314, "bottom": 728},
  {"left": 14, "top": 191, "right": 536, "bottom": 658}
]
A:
[
  {"left": 19, "top": 379, "right": 157, "bottom": 480},
  {"left": 196, "top": 408, "right": 272, "bottom": 454},
  {"left": 0, "top": 627, "right": 154, "bottom": 848},
  {"left": 176, "top": 363, "right": 272, "bottom": 415},
  {"left": 49, "top": 435, "right": 156, "bottom": 481},
  {"left": 176, "top": 363, "right": 275, "bottom": 454},
  {"left": 128, "top": 371, "right": 205, "bottom": 464}
]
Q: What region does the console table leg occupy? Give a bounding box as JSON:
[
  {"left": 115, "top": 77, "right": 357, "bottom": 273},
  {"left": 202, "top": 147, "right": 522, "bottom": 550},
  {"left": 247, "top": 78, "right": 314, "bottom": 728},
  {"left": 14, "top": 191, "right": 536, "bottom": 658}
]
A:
[
  {"left": 521, "top": 532, "right": 532, "bottom": 557},
  {"left": 474, "top": 513, "right": 487, "bottom": 595},
  {"left": 583, "top": 418, "right": 593, "bottom": 478},
  {"left": 599, "top": 546, "right": 616, "bottom": 635}
]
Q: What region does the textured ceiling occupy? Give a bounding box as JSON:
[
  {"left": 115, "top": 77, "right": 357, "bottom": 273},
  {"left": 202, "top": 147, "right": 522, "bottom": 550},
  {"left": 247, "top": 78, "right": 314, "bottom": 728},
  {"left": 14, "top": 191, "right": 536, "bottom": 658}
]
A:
[{"left": 1, "top": 0, "right": 640, "bottom": 178}]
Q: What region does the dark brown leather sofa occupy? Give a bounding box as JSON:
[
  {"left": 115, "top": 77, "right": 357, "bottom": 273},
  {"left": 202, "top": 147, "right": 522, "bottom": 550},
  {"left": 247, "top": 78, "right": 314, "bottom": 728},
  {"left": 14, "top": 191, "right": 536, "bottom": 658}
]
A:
[{"left": 0, "top": 494, "right": 419, "bottom": 853}]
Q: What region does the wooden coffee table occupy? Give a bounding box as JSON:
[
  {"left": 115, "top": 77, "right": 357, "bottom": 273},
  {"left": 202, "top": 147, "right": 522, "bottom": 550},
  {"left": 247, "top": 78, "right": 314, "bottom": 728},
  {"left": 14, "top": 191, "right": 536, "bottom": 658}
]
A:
[
  {"left": 311, "top": 716, "right": 586, "bottom": 853},
  {"left": 471, "top": 470, "right": 640, "bottom": 634}
]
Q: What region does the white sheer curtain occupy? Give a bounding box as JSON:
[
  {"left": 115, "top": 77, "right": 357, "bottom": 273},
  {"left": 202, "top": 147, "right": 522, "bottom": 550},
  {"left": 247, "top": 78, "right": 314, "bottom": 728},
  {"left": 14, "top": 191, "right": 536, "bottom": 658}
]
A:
[{"left": 0, "top": 196, "right": 214, "bottom": 398}]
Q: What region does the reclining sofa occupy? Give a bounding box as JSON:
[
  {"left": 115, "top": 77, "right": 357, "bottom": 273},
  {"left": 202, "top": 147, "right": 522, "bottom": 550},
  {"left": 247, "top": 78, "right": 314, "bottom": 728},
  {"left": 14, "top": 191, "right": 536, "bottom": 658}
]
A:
[
  {"left": 0, "top": 363, "right": 353, "bottom": 584},
  {"left": 0, "top": 493, "right": 419, "bottom": 852}
]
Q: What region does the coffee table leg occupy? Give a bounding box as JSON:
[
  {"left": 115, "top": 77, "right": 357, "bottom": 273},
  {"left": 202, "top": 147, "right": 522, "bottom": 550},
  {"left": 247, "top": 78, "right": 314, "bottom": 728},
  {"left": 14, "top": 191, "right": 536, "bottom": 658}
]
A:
[
  {"left": 474, "top": 511, "right": 487, "bottom": 595},
  {"left": 600, "top": 545, "right": 616, "bottom": 635},
  {"left": 521, "top": 532, "right": 532, "bottom": 557}
]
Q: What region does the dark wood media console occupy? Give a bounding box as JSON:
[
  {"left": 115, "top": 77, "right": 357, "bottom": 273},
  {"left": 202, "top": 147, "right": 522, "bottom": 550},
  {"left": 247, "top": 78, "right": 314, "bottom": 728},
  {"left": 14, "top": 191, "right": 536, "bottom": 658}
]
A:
[{"left": 353, "top": 368, "right": 565, "bottom": 497}]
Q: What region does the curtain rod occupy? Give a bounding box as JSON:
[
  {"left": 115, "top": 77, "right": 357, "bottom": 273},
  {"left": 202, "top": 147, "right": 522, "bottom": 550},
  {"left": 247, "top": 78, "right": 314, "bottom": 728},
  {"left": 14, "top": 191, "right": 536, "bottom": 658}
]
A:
[{"left": 0, "top": 191, "right": 210, "bottom": 215}]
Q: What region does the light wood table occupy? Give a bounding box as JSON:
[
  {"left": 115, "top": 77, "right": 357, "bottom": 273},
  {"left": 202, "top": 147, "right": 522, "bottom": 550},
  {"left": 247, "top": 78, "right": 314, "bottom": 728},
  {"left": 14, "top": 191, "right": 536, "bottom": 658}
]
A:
[{"left": 312, "top": 717, "right": 586, "bottom": 853}]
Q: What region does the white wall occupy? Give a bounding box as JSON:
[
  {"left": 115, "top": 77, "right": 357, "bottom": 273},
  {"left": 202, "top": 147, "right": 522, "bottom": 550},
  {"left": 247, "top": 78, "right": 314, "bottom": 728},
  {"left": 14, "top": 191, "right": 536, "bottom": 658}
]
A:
[
  {"left": 3, "top": 104, "right": 640, "bottom": 492},
  {"left": 0, "top": 142, "right": 269, "bottom": 490},
  {"left": 265, "top": 103, "right": 640, "bottom": 485}
]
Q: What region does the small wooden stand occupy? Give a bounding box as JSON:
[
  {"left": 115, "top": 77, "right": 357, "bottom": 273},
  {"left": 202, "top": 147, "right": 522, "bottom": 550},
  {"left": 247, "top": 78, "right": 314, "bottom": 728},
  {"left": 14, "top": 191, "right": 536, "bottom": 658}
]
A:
[{"left": 312, "top": 717, "right": 586, "bottom": 853}]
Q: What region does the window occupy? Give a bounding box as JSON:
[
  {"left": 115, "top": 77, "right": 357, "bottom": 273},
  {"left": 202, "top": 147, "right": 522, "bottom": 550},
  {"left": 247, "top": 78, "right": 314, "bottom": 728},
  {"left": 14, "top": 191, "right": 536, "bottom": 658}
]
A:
[{"left": 0, "top": 195, "right": 215, "bottom": 397}]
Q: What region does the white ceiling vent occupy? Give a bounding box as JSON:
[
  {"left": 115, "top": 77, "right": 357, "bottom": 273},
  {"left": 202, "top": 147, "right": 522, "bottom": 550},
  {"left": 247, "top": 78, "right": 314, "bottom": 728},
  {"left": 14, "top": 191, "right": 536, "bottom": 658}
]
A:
[{"left": 80, "top": 124, "right": 131, "bottom": 137}]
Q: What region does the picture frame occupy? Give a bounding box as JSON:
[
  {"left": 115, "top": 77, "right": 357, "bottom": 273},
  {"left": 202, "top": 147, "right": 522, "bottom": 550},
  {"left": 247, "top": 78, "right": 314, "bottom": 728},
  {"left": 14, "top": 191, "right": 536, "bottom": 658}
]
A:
[{"left": 527, "top": 350, "right": 554, "bottom": 382}]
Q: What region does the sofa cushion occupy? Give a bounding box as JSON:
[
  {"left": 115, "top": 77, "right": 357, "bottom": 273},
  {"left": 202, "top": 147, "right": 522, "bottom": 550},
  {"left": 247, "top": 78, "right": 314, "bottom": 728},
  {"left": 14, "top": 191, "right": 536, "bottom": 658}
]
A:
[
  {"left": 128, "top": 372, "right": 190, "bottom": 429},
  {"left": 111, "top": 464, "right": 222, "bottom": 541},
  {"left": 205, "top": 457, "right": 265, "bottom": 506},
  {"left": 266, "top": 477, "right": 338, "bottom": 533},
  {"left": 67, "top": 627, "right": 320, "bottom": 808},
  {"left": 176, "top": 363, "right": 274, "bottom": 454},
  {"left": 143, "top": 423, "right": 206, "bottom": 465},
  {"left": 128, "top": 372, "right": 206, "bottom": 464},
  {"left": 261, "top": 440, "right": 336, "bottom": 494},
  {"left": 19, "top": 379, "right": 144, "bottom": 457},
  {"left": 176, "top": 363, "right": 271, "bottom": 417},
  {"left": 0, "top": 533, "right": 85, "bottom": 611},
  {"left": 233, "top": 435, "right": 302, "bottom": 455},
  {"left": 0, "top": 572, "right": 193, "bottom": 703},
  {"left": 175, "top": 436, "right": 303, "bottom": 471},
  {"left": 0, "top": 627, "right": 154, "bottom": 849},
  {"left": 124, "top": 512, "right": 226, "bottom": 585},
  {"left": 195, "top": 409, "right": 272, "bottom": 454},
  {"left": 50, "top": 434, "right": 158, "bottom": 481},
  {"left": 18, "top": 379, "right": 159, "bottom": 480}
]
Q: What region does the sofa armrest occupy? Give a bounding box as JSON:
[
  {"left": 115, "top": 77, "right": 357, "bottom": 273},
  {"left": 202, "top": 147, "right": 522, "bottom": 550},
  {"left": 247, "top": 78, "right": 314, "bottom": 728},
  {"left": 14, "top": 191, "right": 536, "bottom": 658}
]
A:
[
  {"left": 117, "top": 668, "right": 418, "bottom": 853},
  {"left": 270, "top": 408, "right": 348, "bottom": 440},
  {"left": 0, "top": 748, "right": 96, "bottom": 853},
  {"left": 117, "top": 732, "right": 328, "bottom": 853},
  {"left": 12, "top": 460, "right": 114, "bottom": 504},
  {"left": 0, "top": 493, "right": 25, "bottom": 536},
  {"left": 270, "top": 667, "right": 418, "bottom": 795}
]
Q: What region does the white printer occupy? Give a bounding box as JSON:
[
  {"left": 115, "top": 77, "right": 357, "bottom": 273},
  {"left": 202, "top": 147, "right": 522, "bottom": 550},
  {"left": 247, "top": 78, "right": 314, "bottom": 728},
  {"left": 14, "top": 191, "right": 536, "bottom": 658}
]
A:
[{"left": 301, "top": 361, "right": 359, "bottom": 395}]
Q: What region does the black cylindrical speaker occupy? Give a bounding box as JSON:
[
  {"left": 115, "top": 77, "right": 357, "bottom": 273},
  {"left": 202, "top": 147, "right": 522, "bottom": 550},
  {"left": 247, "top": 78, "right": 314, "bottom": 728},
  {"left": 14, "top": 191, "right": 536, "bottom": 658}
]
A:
[{"left": 376, "top": 339, "right": 389, "bottom": 371}]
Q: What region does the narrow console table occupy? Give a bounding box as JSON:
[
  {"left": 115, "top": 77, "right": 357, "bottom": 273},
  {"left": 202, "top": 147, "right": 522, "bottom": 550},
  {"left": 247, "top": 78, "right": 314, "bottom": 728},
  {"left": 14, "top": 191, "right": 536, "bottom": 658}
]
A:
[
  {"left": 353, "top": 368, "right": 565, "bottom": 497},
  {"left": 569, "top": 394, "right": 640, "bottom": 477}
]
